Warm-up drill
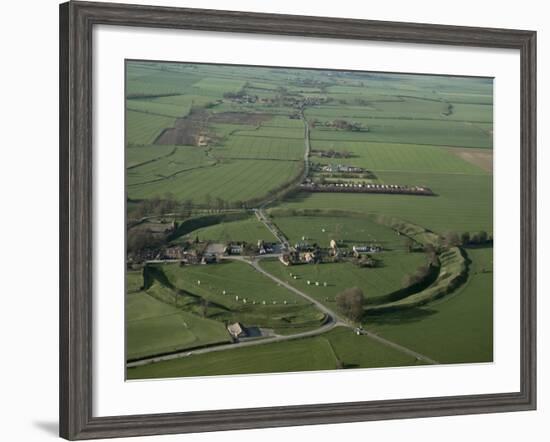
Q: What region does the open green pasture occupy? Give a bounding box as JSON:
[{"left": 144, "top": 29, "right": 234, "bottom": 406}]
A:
[
  {"left": 259, "top": 252, "right": 426, "bottom": 307},
  {"left": 126, "top": 110, "right": 175, "bottom": 145},
  {"left": 260, "top": 115, "right": 305, "bottom": 129},
  {"left": 126, "top": 158, "right": 302, "bottom": 204},
  {"left": 192, "top": 77, "right": 246, "bottom": 94},
  {"left": 271, "top": 214, "right": 407, "bottom": 250},
  {"left": 128, "top": 335, "right": 338, "bottom": 379},
  {"left": 126, "top": 63, "right": 203, "bottom": 98},
  {"left": 126, "top": 146, "right": 214, "bottom": 188},
  {"left": 234, "top": 126, "right": 305, "bottom": 139},
  {"left": 214, "top": 135, "right": 304, "bottom": 161},
  {"left": 127, "top": 325, "right": 422, "bottom": 379},
  {"left": 126, "top": 272, "right": 231, "bottom": 360},
  {"left": 281, "top": 172, "right": 492, "bottom": 234},
  {"left": 126, "top": 145, "right": 175, "bottom": 168},
  {"left": 126, "top": 99, "right": 190, "bottom": 118},
  {"left": 150, "top": 262, "right": 325, "bottom": 334},
  {"left": 150, "top": 93, "right": 215, "bottom": 109},
  {"left": 310, "top": 118, "right": 492, "bottom": 149},
  {"left": 366, "top": 247, "right": 493, "bottom": 364},
  {"left": 310, "top": 141, "right": 488, "bottom": 175},
  {"left": 187, "top": 215, "right": 277, "bottom": 244},
  {"left": 163, "top": 261, "right": 310, "bottom": 306}
]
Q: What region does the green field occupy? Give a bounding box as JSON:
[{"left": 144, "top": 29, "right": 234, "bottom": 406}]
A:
[
  {"left": 366, "top": 247, "right": 493, "bottom": 364},
  {"left": 271, "top": 214, "right": 409, "bottom": 249},
  {"left": 187, "top": 215, "right": 277, "bottom": 244},
  {"left": 215, "top": 135, "right": 304, "bottom": 161},
  {"left": 125, "top": 60, "right": 494, "bottom": 378},
  {"left": 127, "top": 158, "right": 302, "bottom": 203},
  {"left": 280, "top": 171, "right": 492, "bottom": 235},
  {"left": 260, "top": 253, "right": 426, "bottom": 307},
  {"left": 126, "top": 271, "right": 232, "bottom": 360},
  {"left": 128, "top": 326, "right": 422, "bottom": 379},
  {"left": 147, "top": 262, "right": 326, "bottom": 335},
  {"left": 310, "top": 141, "right": 488, "bottom": 175}
]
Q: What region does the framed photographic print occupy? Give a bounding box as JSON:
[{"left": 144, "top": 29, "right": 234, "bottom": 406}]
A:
[{"left": 59, "top": 1, "right": 536, "bottom": 439}]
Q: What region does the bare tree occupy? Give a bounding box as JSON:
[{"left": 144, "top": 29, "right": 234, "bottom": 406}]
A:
[{"left": 335, "top": 287, "right": 365, "bottom": 323}]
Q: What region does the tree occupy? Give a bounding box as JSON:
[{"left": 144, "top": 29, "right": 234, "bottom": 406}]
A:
[
  {"left": 443, "top": 231, "right": 460, "bottom": 247},
  {"left": 200, "top": 298, "right": 209, "bottom": 318},
  {"left": 215, "top": 197, "right": 226, "bottom": 212},
  {"left": 405, "top": 237, "right": 414, "bottom": 253},
  {"left": 478, "top": 230, "right": 488, "bottom": 243},
  {"left": 204, "top": 193, "right": 212, "bottom": 209},
  {"left": 127, "top": 229, "right": 162, "bottom": 255},
  {"left": 181, "top": 199, "right": 193, "bottom": 218},
  {"left": 460, "top": 231, "right": 471, "bottom": 245},
  {"left": 335, "top": 287, "right": 365, "bottom": 323}
]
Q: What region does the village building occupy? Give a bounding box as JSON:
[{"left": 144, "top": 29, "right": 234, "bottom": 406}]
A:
[
  {"left": 301, "top": 251, "right": 317, "bottom": 263},
  {"left": 163, "top": 245, "right": 186, "bottom": 260},
  {"left": 225, "top": 243, "right": 243, "bottom": 255},
  {"left": 227, "top": 322, "right": 247, "bottom": 340},
  {"left": 201, "top": 253, "right": 217, "bottom": 264},
  {"left": 352, "top": 245, "right": 382, "bottom": 256}
]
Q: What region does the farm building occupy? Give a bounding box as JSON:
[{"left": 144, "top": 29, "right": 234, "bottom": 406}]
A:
[
  {"left": 352, "top": 245, "right": 382, "bottom": 256},
  {"left": 227, "top": 322, "right": 247, "bottom": 340},
  {"left": 225, "top": 243, "right": 243, "bottom": 255},
  {"left": 163, "top": 246, "right": 186, "bottom": 260},
  {"left": 201, "top": 254, "right": 217, "bottom": 264}
]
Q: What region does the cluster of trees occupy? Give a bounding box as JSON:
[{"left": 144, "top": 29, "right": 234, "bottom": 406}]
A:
[
  {"left": 336, "top": 287, "right": 365, "bottom": 322},
  {"left": 127, "top": 229, "right": 165, "bottom": 256},
  {"left": 325, "top": 119, "right": 367, "bottom": 132},
  {"left": 403, "top": 230, "right": 491, "bottom": 255},
  {"left": 311, "top": 147, "right": 353, "bottom": 158},
  {"left": 441, "top": 103, "right": 454, "bottom": 117},
  {"left": 131, "top": 194, "right": 184, "bottom": 219},
  {"left": 441, "top": 230, "right": 491, "bottom": 247},
  {"left": 355, "top": 254, "right": 381, "bottom": 268}
]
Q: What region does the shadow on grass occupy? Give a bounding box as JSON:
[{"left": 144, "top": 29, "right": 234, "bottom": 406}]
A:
[{"left": 364, "top": 307, "right": 438, "bottom": 326}]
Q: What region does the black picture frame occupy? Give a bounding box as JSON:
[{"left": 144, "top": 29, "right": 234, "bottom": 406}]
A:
[{"left": 59, "top": 1, "right": 537, "bottom": 439}]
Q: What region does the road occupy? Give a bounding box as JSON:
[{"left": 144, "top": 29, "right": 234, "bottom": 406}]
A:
[
  {"left": 127, "top": 319, "right": 339, "bottom": 368},
  {"left": 254, "top": 209, "right": 290, "bottom": 250},
  {"left": 301, "top": 107, "right": 311, "bottom": 179},
  {"left": 253, "top": 108, "right": 311, "bottom": 249},
  {"left": 245, "top": 256, "right": 346, "bottom": 326}
]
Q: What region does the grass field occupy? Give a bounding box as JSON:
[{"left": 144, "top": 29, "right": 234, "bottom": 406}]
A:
[
  {"left": 126, "top": 146, "right": 215, "bottom": 187},
  {"left": 215, "top": 134, "right": 304, "bottom": 161},
  {"left": 126, "top": 272, "right": 232, "bottom": 360},
  {"left": 271, "top": 215, "right": 409, "bottom": 250},
  {"left": 127, "top": 335, "right": 338, "bottom": 379},
  {"left": 127, "top": 325, "right": 422, "bottom": 379},
  {"left": 126, "top": 110, "right": 175, "bottom": 146},
  {"left": 153, "top": 262, "right": 326, "bottom": 334},
  {"left": 310, "top": 119, "right": 491, "bottom": 149},
  {"left": 125, "top": 61, "right": 494, "bottom": 378},
  {"left": 366, "top": 247, "right": 493, "bottom": 363},
  {"left": 280, "top": 171, "right": 492, "bottom": 235},
  {"left": 259, "top": 252, "right": 426, "bottom": 307},
  {"left": 187, "top": 215, "right": 277, "bottom": 243},
  {"left": 127, "top": 158, "right": 302, "bottom": 203},
  {"left": 310, "top": 141, "right": 489, "bottom": 175}
]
